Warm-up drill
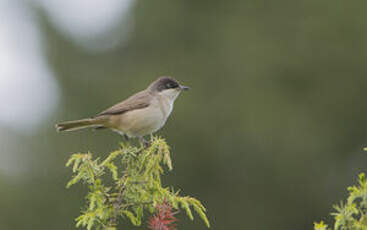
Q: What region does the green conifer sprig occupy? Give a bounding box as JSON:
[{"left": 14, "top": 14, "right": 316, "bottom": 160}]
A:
[
  {"left": 314, "top": 173, "right": 367, "bottom": 230},
  {"left": 66, "top": 136, "right": 210, "bottom": 230}
]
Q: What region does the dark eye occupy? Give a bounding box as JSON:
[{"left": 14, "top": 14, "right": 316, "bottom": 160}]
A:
[{"left": 166, "top": 82, "right": 178, "bottom": 89}]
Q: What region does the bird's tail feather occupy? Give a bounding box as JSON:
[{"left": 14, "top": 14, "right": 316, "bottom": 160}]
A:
[{"left": 55, "top": 118, "right": 102, "bottom": 132}]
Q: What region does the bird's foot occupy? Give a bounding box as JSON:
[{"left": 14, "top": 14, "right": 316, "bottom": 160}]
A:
[
  {"left": 118, "top": 134, "right": 130, "bottom": 145},
  {"left": 139, "top": 136, "right": 151, "bottom": 149}
]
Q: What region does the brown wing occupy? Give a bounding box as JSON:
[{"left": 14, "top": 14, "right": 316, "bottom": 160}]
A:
[{"left": 96, "top": 90, "right": 151, "bottom": 117}]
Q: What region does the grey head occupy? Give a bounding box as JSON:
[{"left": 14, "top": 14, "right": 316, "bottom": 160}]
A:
[{"left": 148, "top": 76, "right": 190, "bottom": 93}]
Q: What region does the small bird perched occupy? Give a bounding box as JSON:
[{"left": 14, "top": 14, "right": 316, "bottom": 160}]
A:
[{"left": 55, "top": 76, "right": 189, "bottom": 146}]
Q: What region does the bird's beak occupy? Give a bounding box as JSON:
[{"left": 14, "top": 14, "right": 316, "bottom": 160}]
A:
[{"left": 180, "top": 85, "right": 190, "bottom": 91}]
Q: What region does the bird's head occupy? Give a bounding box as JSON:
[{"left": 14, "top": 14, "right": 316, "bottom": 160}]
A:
[{"left": 148, "top": 76, "right": 189, "bottom": 101}]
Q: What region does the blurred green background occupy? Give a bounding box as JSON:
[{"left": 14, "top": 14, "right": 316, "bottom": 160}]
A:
[{"left": 1, "top": 0, "right": 367, "bottom": 229}]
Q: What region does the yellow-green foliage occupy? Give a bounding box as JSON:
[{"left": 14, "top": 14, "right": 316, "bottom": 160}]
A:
[
  {"left": 314, "top": 173, "right": 367, "bottom": 230},
  {"left": 66, "top": 136, "right": 210, "bottom": 230}
]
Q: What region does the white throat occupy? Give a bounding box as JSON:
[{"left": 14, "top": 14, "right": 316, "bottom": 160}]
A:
[{"left": 158, "top": 89, "right": 181, "bottom": 117}]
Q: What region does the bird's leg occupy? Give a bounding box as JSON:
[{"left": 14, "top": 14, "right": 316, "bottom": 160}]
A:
[
  {"left": 150, "top": 133, "right": 154, "bottom": 142},
  {"left": 119, "top": 134, "right": 129, "bottom": 143},
  {"left": 139, "top": 136, "right": 150, "bottom": 148}
]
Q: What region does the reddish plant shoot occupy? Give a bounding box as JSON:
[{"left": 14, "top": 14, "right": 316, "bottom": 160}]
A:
[{"left": 148, "top": 199, "right": 178, "bottom": 230}]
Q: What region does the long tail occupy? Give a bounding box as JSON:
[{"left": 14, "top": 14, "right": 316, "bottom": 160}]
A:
[{"left": 55, "top": 118, "right": 103, "bottom": 132}]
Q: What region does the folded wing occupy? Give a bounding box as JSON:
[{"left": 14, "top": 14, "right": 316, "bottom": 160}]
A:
[{"left": 96, "top": 91, "right": 151, "bottom": 117}]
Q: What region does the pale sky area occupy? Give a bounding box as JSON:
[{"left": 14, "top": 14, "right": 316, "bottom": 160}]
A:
[
  {"left": 35, "top": 0, "right": 135, "bottom": 51},
  {"left": 0, "top": 0, "right": 60, "bottom": 134},
  {"left": 0, "top": 0, "right": 134, "bottom": 174}
]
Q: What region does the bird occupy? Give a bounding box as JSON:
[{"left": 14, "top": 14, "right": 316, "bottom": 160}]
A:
[{"left": 55, "top": 76, "right": 189, "bottom": 146}]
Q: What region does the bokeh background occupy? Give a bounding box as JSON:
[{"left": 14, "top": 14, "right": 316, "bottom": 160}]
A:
[{"left": 1, "top": 0, "right": 367, "bottom": 229}]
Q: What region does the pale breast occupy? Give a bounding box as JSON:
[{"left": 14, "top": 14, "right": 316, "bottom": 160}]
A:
[
  {"left": 106, "top": 95, "right": 175, "bottom": 137},
  {"left": 114, "top": 101, "right": 165, "bottom": 137}
]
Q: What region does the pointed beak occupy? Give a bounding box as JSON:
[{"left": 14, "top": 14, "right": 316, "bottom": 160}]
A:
[{"left": 180, "top": 85, "right": 190, "bottom": 91}]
